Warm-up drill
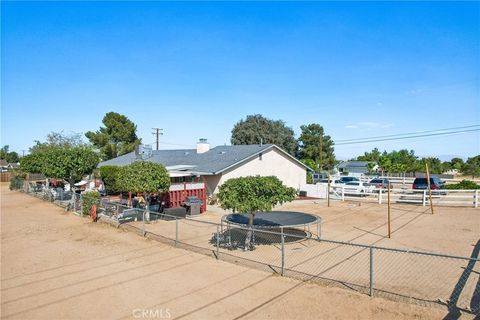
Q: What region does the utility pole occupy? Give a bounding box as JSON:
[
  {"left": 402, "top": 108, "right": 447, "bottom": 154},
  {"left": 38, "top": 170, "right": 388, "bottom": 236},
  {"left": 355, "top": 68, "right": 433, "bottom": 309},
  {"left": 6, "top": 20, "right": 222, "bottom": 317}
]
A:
[{"left": 152, "top": 128, "right": 163, "bottom": 151}]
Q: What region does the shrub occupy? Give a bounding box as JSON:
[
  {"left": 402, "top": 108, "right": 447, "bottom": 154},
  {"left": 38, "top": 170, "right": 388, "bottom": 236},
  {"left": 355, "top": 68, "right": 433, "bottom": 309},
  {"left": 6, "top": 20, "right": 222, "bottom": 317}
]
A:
[
  {"left": 82, "top": 191, "right": 101, "bottom": 216},
  {"left": 9, "top": 175, "right": 25, "bottom": 190},
  {"left": 445, "top": 180, "right": 480, "bottom": 190},
  {"left": 100, "top": 166, "right": 121, "bottom": 194}
]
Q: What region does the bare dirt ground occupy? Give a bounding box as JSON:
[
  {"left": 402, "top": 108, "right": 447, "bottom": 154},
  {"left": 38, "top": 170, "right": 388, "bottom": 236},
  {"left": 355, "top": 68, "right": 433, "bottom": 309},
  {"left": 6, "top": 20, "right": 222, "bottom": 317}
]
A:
[
  {"left": 0, "top": 183, "right": 453, "bottom": 320},
  {"left": 134, "top": 199, "right": 479, "bottom": 311}
]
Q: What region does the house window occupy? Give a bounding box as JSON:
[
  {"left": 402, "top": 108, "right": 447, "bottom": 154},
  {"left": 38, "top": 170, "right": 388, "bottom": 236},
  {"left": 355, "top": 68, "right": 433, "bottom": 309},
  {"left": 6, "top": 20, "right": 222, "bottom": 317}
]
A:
[{"left": 259, "top": 152, "right": 262, "bottom": 160}]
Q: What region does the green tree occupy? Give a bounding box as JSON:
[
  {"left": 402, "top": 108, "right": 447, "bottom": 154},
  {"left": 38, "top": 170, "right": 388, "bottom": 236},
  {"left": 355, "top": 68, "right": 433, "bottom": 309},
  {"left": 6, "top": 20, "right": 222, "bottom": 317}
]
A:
[
  {"left": 20, "top": 145, "right": 99, "bottom": 189},
  {"left": 441, "top": 161, "right": 452, "bottom": 172},
  {"left": 357, "top": 148, "right": 381, "bottom": 163},
  {"left": 0, "top": 145, "right": 20, "bottom": 163},
  {"left": 420, "top": 157, "right": 443, "bottom": 174},
  {"left": 117, "top": 161, "right": 170, "bottom": 220},
  {"left": 462, "top": 155, "right": 480, "bottom": 178},
  {"left": 218, "top": 176, "right": 296, "bottom": 250},
  {"left": 301, "top": 158, "right": 317, "bottom": 183},
  {"left": 451, "top": 157, "right": 464, "bottom": 171},
  {"left": 86, "top": 112, "right": 141, "bottom": 160},
  {"left": 99, "top": 166, "right": 122, "bottom": 195},
  {"left": 298, "top": 124, "right": 336, "bottom": 170},
  {"left": 230, "top": 114, "right": 298, "bottom": 155}
]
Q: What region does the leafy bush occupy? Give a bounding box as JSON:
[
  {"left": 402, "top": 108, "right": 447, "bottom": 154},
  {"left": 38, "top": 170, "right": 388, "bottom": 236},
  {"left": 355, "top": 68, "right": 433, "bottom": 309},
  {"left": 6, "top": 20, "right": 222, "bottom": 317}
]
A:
[
  {"left": 445, "top": 180, "right": 480, "bottom": 190},
  {"left": 100, "top": 165, "right": 121, "bottom": 194},
  {"left": 82, "top": 191, "right": 101, "bottom": 216},
  {"left": 9, "top": 175, "right": 25, "bottom": 190}
]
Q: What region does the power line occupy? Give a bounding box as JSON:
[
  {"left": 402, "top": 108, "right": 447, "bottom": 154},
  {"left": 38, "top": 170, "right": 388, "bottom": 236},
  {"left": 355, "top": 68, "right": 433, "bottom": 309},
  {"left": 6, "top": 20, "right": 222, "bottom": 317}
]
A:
[
  {"left": 335, "top": 128, "right": 480, "bottom": 145},
  {"left": 336, "top": 125, "right": 480, "bottom": 143}
]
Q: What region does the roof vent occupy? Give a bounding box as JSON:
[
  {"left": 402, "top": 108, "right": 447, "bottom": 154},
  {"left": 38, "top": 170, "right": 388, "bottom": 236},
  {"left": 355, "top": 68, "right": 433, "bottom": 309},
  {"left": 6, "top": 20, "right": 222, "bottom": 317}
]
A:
[
  {"left": 184, "top": 151, "right": 189, "bottom": 155},
  {"left": 197, "top": 138, "right": 210, "bottom": 154},
  {"left": 219, "top": 151, "right": 226, "bottom": 154}
]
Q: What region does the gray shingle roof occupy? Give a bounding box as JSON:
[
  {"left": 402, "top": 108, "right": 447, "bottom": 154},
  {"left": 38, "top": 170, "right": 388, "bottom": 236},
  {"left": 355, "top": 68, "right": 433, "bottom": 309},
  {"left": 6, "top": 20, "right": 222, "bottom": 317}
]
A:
[
  {"left": 99, "top": 144, "right": 310, "bottom": 174},
  {"left": 337, "top": 161, "right": 373, "bottom": 168}
]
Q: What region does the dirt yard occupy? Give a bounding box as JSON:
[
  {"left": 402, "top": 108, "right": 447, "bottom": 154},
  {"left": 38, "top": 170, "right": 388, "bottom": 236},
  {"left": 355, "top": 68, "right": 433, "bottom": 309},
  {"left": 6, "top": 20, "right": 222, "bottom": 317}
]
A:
[{"left": 0, "top": 183, "right": 453, "bottom": 319}]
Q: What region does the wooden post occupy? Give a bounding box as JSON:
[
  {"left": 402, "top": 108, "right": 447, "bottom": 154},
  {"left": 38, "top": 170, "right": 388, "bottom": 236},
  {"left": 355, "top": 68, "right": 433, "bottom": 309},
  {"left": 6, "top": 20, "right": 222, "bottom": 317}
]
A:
[
  {"left": 387, "top": 181, "right": 391, "bottom": 238},
  {"left": 425, "top": 163, "right": 434, "bottom": 215}
]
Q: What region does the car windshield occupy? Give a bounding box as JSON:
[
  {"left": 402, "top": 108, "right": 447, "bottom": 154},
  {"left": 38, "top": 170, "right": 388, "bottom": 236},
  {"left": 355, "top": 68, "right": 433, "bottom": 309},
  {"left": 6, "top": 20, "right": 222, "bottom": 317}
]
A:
[{"left": 346, "top": 182, "right": 359, "bottom": 186}]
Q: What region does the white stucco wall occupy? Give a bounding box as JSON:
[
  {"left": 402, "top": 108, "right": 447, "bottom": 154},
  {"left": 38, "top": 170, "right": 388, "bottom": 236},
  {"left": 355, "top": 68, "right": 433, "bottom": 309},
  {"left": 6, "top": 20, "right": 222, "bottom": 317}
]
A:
[{"left": 205, "top": 148, "right": 307, "bottom": 195}]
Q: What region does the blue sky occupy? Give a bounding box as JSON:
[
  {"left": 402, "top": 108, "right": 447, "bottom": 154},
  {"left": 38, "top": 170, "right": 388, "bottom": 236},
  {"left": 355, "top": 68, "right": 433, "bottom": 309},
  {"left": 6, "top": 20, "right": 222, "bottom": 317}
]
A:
[{"left": 1, "top": 1, "right": 479, "bottom": 160}]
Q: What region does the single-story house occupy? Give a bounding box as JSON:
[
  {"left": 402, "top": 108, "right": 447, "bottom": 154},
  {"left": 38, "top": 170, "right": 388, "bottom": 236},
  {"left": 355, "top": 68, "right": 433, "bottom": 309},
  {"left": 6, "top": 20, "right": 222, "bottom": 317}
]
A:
[
  {"left": 98, "top": 139, "right": 311, "bottom": 196},
  {"left": 337, "top": 161, "right": 378, "bottom": 176}
]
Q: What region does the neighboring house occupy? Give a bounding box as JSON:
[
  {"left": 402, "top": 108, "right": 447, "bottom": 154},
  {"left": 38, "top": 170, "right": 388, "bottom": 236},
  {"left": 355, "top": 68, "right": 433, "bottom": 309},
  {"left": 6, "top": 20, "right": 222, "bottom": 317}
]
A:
[
  {"left": 0, "top": 160, "right": 19, "bottom": 172},
  {"left": 337, "top": 161, "right": 378, "bottom": 176},
  {"left": 99, "top": 140, "right": 311, "bottom": 195}
]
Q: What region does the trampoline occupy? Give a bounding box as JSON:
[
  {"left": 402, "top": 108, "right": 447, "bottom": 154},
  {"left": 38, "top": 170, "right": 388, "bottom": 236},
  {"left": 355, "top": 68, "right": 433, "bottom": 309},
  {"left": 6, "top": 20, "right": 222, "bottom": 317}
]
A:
[{"left": 219, "top": 211, "right": 322, "bottom": 249}]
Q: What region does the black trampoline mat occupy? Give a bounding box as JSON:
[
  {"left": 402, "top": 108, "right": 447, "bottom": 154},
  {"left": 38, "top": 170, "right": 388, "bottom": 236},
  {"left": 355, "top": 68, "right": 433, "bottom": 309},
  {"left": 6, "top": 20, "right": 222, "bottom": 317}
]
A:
[{"left": 225, "top": 211, "right": 320, "bottom": 228}]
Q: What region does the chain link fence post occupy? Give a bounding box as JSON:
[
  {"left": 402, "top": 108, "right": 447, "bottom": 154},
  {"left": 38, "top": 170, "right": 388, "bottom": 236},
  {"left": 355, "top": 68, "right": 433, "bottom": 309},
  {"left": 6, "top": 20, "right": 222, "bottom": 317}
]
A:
[
  {"left": 281, "top": 226, "right": 285, "bottom": 276},
  {"left": 369, "top": 246, "right": 374, "bottom": 297},
  {"left": 474, "top": 190, "right": 478, "bottom": 208},
  {"left": 216, "top": 225, "right": 220, "bottom": 259},
  {"left": 80, "top": 194, "right": 83, "bottom": 219},
  {"left": 317, "top": 218, "right": 321, "bottom": 240},
  {"left": 175, "top": 217, "right": 179, "bottom": 247},
  {"left": 142, "top": 210, "right": 146, "bottom": 237}
]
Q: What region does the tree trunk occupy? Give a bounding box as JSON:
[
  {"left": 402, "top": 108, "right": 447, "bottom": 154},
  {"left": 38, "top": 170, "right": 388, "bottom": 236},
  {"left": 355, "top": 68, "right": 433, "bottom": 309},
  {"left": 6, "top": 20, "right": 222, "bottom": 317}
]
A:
[{"left": 244, "top": 212, "right": 255, "bottom": 251}]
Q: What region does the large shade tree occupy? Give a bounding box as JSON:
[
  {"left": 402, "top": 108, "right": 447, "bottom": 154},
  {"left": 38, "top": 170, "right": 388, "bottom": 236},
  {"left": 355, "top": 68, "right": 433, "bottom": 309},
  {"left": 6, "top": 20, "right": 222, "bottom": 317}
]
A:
[
  {"left": 116, "top": 161, "right": 170, "bottom": 220},
  {"left": 86, "top": 112, "right": 141, "bottom": 160},
  {"left": 218, "top": 176, "right": 296, "bottom": 250},
  {"left": 297, "top": 123, "right": 336, "bottom": 171},
  {"left": 462, "top": 155, "right": 480, "bottom": 178},
  {"left": 230, "top": 114, "right": 298, "bottom": 155},
  {"left": 20, "top": 144, "right": 99, "bottom": 195},
  {"left": 0, "top": 145, "right": 20, "bottom": 163}
]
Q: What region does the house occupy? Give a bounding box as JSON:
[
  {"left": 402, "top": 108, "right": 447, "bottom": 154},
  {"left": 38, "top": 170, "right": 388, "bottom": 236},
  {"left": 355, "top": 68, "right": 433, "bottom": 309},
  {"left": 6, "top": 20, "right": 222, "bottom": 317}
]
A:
[
  {"left": 337, "top": 161, "right": 378, "bottom": 176},
  {"left": 98, "top": 139, "right": 310, "bottom": 196}
]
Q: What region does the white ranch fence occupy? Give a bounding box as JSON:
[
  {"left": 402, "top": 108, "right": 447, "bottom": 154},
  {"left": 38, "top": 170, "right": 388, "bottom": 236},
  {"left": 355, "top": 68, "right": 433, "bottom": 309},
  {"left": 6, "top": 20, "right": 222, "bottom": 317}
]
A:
[{"left": 330, "top": 187, "right": 479, "bottom": 208}]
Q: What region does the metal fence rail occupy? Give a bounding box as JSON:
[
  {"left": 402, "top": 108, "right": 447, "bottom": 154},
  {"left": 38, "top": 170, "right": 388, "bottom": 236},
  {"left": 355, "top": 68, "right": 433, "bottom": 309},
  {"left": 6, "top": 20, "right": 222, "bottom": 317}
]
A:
[{"left": 19, "top": 189, "right": 480, "bottom": 316}]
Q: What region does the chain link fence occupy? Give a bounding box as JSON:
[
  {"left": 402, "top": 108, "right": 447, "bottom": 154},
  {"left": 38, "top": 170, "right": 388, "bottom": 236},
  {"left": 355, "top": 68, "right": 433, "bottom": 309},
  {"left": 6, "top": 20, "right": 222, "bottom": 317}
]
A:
[{"left": 19, "top": 190, "right": 480, "bottom": 316}]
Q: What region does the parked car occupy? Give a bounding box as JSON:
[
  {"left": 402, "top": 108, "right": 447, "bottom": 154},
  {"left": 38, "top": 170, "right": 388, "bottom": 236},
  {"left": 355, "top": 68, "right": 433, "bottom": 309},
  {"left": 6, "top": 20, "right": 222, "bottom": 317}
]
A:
[
  {"left": 368, "top": 178, "right": 392, "bottom": 190},
  {"left": 318, "top": 179, "right": 342, "bottom": 185},
  {"left": 342, "top": 181, "right": 375, "bottom": 196},
  {"left": 412, "top": 177, "right": 445, "bottom": 191},
  {"left": 338, "top": 176, "right": 360, "bottom": 184}
]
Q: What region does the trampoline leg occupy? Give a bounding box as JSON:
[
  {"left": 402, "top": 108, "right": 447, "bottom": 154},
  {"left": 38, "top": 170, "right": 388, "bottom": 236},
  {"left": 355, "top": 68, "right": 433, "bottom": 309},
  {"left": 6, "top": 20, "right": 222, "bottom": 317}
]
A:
[{"left": 317, "top": 221, "right": 321, "bottom": 240}]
